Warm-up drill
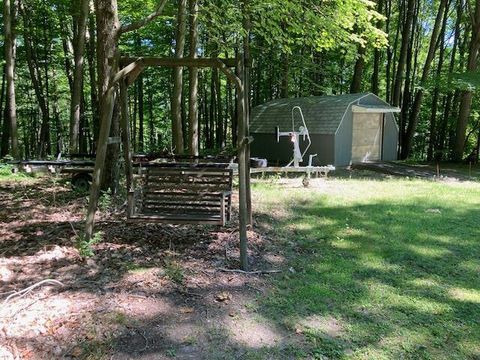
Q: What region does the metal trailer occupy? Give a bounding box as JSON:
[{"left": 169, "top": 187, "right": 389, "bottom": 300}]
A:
[{"left": 9, "top": 159, "right": 94, "bottom": 190}]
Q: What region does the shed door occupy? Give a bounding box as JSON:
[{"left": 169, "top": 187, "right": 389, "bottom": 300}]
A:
[{"left": 351, "top": 113, "right": 383, "bottom": 162}]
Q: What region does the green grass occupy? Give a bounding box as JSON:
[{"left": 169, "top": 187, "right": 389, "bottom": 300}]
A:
[
  {"left": 253, "top": 177, "right": 480, "bottom": 359},
  {"left": 0, "top": 164, "right": 33, "bottom": 181}
]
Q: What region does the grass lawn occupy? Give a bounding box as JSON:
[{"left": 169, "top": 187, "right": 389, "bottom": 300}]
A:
[{"left": 252, "top": 176, "right": 480, "bottom": 359}]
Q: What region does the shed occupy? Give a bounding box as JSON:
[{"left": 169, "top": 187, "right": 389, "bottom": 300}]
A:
[{"left": 250, "top": 93, "right": 401, "bottom": 167}]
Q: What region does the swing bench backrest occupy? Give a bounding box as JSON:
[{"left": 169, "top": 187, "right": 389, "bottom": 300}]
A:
[{"left": 128, "top": 164, "right": 233, "bottom": 225}]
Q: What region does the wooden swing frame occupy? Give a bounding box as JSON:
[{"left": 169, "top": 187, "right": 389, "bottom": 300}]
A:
[{"left": 84, "top": 54, "right": 252, "bottom": 270}]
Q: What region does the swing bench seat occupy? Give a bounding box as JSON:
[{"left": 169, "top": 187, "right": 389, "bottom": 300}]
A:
[{"left": 128, "top": 164, "right": 233, "bottom": 226}]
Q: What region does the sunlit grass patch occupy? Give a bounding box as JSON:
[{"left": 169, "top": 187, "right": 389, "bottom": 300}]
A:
[
  {"left": 448, "top": 287, "right": 480, "bottom": 304},
  {"left": 407, "top": 244, "right": 452, "bottom": 258}
]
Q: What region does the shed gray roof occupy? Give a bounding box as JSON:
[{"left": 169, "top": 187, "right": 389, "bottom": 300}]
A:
[{"left": 250, "top": 93, "right": 391, "bottom": 134}]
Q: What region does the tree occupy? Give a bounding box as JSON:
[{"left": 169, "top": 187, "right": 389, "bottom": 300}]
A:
[
  {"left": 3, "top": 0, "right": 19, "bottom": 159},
  {"left": 401, "top": 0, "right": 448, "bottom": 159},
  {"left": 453, "top": 0, "right": 480, "bottom": 160},
  {"left": 350, "top": 45, "right": 366, "bottom": 93},
  {"left": 171, "top": 0, "right": 187, "bottom": 154},
  {"left": 392, "top": 0, "right": 415, "bottom": 107},
  {"left": 188, "top": 0, "right": 199, "bottom": 155},
  {"left": 85, "top": 0, "right": 168, "bottom": 240},
  {"left": 69, "top": 0, "right": 90, "bottom": 154}
]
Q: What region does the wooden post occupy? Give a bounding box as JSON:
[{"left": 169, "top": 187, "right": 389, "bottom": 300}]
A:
[
  {"left": 120, "top": 79, "right": 134, "bottom": 218},
  {"left": 84, "top": 86, "right": 116, "bottom": 240},
  {"left": 237, "top": 54, "right": 249, "bottom": 271}
]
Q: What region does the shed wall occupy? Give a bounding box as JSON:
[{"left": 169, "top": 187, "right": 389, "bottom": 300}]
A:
[
  {"left": 334, "top": 109, "right": 353, "bottom": 166},
  {"left": 382, "top": 113, "right": 399, "bottom": 161},
  {"left": 250, "top": 133, "right": 335, "bottom": 166}
]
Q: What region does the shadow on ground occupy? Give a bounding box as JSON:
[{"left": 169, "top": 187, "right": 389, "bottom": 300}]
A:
[{"left": 251, "top": 183, "right": 480, "bottom": 359}]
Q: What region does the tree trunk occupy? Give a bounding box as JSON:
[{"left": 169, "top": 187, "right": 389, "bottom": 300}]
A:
[
  {"left": 171, "top": 0, "right": 187, "bottom": 154},
  {"left": 21, "top": 3, "right": 51, "bottom": 158},
  {"left": 0, "top": 67, "right": 10, "bottom": 158},
  {"left": 385, "top": 0, "right": 393, "bottom": 101},
  {"left": 209, "top": 69, "right": 216, "bottom": 148},
  {"left": 427, "top": 0, "right": 449, "bottom": 161},
  {"left": 79, "top": 94, "right": 89, "bottom": 153},
  {"left": 399, "top": 6, "right": 418, "bottom": 153},
  {"left": 87, "top": 9, "right": 99, "bottom": 150},
  {"left": 398, "top": 0, "right": 419, "bottom": 154},
  {"left": 0, "top": 66, "right": 6, "bottom": 148},
  {"left": 231, "top": 72, "right": 237, "bottom": 146},
  {"left": 350, "top": 45, "right": 366, "bottom": 93},
  {"left": 371, "top": 52, "right": 381, "bottom": 94},
  {"left": 4, "top": 0, "right": 19, "bottom": 159},
  {"left": 148, "top": 83, "right": 155, "bottom": 150},
  {"left": 52, "top": 74, "right": 63, "bottom": 155},
  {"left": 187, "top": 0, "right": 199, "bottom": 155},
  {"left": 401, "top": 0, "right": 447, "bottom": 159},
  {"left": 280, "top": 52, "right": 289, "bottom": 98},
  {"left": 138, "top": 72, "right": 144, "bottom": 152},
  {"left": 69, "top": 0, "right": 90, "bottom": 154},
  {"left": 437, "top": 0, "right": 462, "bottom": 160},
  {"left": 204, "top": 72, "right": 210, "bottom": 149},
  {"left": 453, "top": 0, "right": 480, "bottom": 161},
  {"left": 214, "top": 68, "right": 224, "bottom": 148},
  {"left": 41, "top": 14, "right": 52, "bottom": 157},
  {"left": 60, "top": 19, "right": 74, "bottom": 93},
  {"left": 371, "top": 0, "right": 384, "bottom": 95},
  {"left": 392, "top": 0, "right": 415, "bottom": 107}
]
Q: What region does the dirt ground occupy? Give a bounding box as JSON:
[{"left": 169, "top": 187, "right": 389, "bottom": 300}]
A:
[{"left": 0, "top": 177, "right": 289, "bottom": 359}]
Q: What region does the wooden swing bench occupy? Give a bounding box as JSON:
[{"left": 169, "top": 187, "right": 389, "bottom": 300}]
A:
[{"left": 127, "top": 163, "right": 233, "bottom": 226}]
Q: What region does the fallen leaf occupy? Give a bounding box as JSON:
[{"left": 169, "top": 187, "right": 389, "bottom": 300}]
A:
[
  {"left": 179, "top": 307, "right": 194, "bottom": 314},
  {"left": 215, "top": 291, "right": 232, "bottom": 302}
]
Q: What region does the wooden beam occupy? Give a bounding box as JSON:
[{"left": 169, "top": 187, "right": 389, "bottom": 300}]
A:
[
  {"left": 110, "top": 59, "right": 145, "bottom": 88},
  {"left": 119, "top": 57, "right": 237, "bottom": 68},
  {"left": 115, "top": 56, "right": 241, "bottom": 89},
  {"left": 84, "top": 86, "right": 116, "bottom": 240}
]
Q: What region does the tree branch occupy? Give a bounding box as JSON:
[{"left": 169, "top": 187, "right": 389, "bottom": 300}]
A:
[{"left": 119, "top": 0, "right": 168, "bottom": 35}]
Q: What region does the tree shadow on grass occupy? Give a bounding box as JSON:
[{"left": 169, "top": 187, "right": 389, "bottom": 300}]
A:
[{"left": 252, "top": 194, "right": 480, "bottom": 359}]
